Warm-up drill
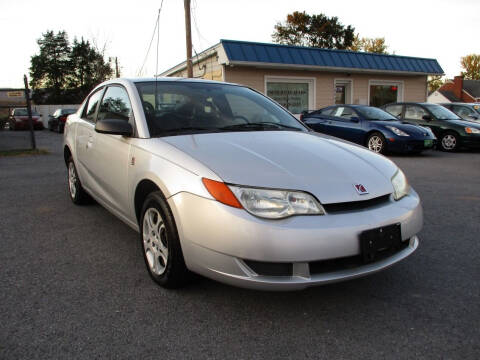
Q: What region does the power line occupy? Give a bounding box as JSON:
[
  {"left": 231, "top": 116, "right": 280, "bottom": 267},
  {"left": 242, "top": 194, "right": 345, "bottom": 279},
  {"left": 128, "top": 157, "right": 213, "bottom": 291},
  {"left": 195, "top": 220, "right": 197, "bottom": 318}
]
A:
[
  {"left": 191, "top": 0, "right": 210, "bottom": 49},
  {"left": 138, "top": 2, "right": 164, "bottom": 77}
]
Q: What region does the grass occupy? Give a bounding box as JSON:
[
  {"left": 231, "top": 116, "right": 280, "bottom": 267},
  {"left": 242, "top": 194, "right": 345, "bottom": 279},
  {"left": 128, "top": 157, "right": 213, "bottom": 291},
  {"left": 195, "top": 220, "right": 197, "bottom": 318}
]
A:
[{"left": 0, "top": 148, "right": 49, "bottom": 157}]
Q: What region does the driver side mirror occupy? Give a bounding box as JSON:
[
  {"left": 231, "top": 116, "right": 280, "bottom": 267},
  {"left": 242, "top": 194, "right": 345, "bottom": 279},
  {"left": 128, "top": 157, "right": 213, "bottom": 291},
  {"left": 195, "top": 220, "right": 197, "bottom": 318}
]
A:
[
  {"left": 422, "top": 114, "right": 432, "bottom": 121},
  {"left": 350, "top": 116, "right": 360, "bottom": 123},
  {"left": 95, "top": 119, "right": 133, "bottom": 136}
]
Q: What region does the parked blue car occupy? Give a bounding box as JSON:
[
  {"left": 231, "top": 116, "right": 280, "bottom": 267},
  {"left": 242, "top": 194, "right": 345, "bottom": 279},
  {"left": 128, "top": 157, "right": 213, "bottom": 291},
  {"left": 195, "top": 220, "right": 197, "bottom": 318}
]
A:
[{"left": 302, "top": 105, "right": 437, "bottom": 154}]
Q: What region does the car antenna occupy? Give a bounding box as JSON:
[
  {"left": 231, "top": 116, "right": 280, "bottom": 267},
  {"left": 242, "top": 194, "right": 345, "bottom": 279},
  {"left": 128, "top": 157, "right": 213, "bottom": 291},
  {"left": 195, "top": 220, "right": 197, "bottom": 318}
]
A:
[{"left": 154, "top": 2, "right": 163, "bottom": 111}]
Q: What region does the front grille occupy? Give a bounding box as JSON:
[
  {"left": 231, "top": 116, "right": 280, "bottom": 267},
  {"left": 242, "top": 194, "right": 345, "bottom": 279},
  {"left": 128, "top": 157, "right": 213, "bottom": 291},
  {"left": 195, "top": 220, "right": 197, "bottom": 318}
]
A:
[
  {"left": 309, "top": 239, "right": 409, "bottom": 275},
  {"left": 243, "top": 260, "right": 292, "bottom": 276},
  {"left": 323, "top": 194, "right": 391, "bottom": 213}
]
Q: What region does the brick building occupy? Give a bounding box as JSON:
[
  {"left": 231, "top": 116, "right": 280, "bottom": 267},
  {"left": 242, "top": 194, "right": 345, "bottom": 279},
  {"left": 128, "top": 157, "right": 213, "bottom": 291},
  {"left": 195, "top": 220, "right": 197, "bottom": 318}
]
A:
[{"left": 428, "top": 76, "right": 480, "bottom": 103}]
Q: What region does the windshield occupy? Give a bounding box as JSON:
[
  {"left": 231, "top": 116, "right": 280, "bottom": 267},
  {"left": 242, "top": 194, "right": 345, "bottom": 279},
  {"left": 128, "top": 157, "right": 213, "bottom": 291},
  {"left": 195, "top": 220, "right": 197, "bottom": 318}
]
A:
[
  {"left": 135, "top": 81, "right": 307, "bottom": 137},
  {"left": 425, "top": 104, "right": 461, "bottom": 120},
  {"left": 355, "top": 106, "right": 397, "bottom": 121}
]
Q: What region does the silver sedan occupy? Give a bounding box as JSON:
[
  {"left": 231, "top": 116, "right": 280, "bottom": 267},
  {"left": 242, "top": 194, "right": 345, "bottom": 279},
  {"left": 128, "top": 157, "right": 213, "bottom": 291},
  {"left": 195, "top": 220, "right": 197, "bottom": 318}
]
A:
[{"left": 64, "top": 78, "right": 422, "bottom": 290}]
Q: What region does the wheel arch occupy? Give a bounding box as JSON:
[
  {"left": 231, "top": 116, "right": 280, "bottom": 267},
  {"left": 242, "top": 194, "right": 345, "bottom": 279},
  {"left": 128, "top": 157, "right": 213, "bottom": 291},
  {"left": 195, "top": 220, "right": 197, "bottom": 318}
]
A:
[
  {"left": 364, "top": 130, "right": 385, "bottom": 146},
  {"left": 64, "top": 145, "right": 72, "bottom": 166},
  {"left": 134, "top": 179, "right": 162, "bottom": 223}
]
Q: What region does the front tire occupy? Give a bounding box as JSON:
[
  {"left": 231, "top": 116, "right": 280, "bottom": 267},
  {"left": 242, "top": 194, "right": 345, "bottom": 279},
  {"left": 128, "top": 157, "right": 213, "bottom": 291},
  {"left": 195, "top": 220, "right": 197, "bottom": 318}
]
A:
[
  {"left": 140, "top": 191, "right": 190, "bottom": 288},
  {"left": 439, "top": 131, "right": 459, "bottom": 152},
  {"left": 67, "top": 157, "right": 91, "bottom": 204},
  {"left": 367, "top": 132, "right": 386, "bottom": 154}
]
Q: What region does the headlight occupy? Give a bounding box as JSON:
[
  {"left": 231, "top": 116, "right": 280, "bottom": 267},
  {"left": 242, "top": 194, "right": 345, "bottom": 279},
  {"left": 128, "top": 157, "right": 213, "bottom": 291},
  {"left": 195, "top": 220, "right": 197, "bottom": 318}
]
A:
[
  {"left": 229, "top": 185, "right": 325, "bottom": 219},
  {"left": 386, "top": 126, "right": 409, "bottom": 136},
  {"left": 391, "top": 169, "right": 410, "bottom": 200},
  {"left": 465, "top": 127, "right": 480, "bottom": 134}
]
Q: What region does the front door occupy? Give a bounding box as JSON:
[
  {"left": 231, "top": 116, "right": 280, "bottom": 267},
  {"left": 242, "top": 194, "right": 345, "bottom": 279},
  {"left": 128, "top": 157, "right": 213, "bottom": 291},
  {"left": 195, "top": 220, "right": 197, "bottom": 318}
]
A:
[{"left": 87, "top": 85, "right": 135, "bottom": 218}]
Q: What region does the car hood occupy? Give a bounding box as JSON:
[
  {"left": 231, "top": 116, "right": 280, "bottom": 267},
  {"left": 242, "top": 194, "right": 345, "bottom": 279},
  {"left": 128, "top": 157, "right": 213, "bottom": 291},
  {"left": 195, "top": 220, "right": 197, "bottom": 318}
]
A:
[
  {"left": 374, "top": 121, "right": 433, "bottom": 136},
  {"left": 161, "top": 131, "right": 398, "bottom": 204}
]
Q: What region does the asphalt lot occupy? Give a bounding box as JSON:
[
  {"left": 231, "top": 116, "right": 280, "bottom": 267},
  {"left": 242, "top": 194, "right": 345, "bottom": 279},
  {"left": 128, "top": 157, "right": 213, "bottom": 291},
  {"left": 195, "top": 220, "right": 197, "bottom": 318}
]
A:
[{"left": 1, "top": 130, "right": 479, "bottom": 359}]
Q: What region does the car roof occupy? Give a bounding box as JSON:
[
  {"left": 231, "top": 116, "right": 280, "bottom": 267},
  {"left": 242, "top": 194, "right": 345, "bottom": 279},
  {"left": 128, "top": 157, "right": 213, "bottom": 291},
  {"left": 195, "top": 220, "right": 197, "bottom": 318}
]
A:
[{"left": 102, "top": 77, "right": 239, "bottom": 87}]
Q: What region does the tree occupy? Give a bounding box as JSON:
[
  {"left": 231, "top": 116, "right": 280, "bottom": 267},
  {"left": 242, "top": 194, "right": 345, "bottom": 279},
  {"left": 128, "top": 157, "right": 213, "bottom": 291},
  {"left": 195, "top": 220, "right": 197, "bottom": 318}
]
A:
[
  {"left": 460, "top": 54, "right": 480, "bottom": 80},
  {"left": 69, "top": 38, "right": 113, "bottom": 99},
  {"left": 427, "top": 76, "right": 445, "bottom": 93},
  {"left": 349, "top": 35, "right": 389, "bottom": 54},
  {"left": 29, "top": 31, "right": 114, "bottom": 104},
  {"left": 272, "top": 11, "right": 355, "bottom": 49},
  {"left": 29, "top": 31, "right": 71, "bottom": 101}
]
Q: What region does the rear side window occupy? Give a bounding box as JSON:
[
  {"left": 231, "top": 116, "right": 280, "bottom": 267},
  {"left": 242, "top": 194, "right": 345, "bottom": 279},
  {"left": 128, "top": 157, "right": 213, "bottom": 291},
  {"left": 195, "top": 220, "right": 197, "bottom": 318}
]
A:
[
  {"left": 82, "top": 89, "right": 104, "bottom": 122},
  {"left": 384, "top": 105, "right": 403, "bottom": 118},
  {"left": 97, "top": 86, "right": 133, "bottom": 122}
]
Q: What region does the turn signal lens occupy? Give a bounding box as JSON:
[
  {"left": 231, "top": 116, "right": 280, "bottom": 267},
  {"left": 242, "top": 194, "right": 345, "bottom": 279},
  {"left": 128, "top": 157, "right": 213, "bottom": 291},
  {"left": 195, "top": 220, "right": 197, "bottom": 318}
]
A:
[
  {"left": 202, "top": 178, "right": 242, "bottom": 209},
  {"left": 465, "top": 127, "right": 480, "bottom": 134}
]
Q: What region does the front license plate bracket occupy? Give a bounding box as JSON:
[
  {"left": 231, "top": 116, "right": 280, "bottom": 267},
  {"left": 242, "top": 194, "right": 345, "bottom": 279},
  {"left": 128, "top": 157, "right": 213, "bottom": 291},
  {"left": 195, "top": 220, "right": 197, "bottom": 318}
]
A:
[{"left": 360, "top": 223, "right": 402, "bottom": 263}]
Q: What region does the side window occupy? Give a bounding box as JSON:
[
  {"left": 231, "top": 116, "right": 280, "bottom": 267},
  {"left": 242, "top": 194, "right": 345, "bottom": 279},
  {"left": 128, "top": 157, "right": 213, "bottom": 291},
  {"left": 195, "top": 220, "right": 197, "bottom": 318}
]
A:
[
  {"left": 339, "top": 107, "right": 355, "bottom": 120},
  {"left": 405, "top": 105, "right": 428, "bottom": 120},
  {"left": 82, "top": 89, "right": 104, "bottom": 122},
  {"left": 97, "top": 86, "right": 133, "bottom": 122},
  {"left": 319, "top": 108, "right": 334, "bottom": 116},
  {"left": 384, "top": 105, "right": 403, "bottom": 118},
  {"left": 452, "top": 105, "right": 474, "bottom": 117}
]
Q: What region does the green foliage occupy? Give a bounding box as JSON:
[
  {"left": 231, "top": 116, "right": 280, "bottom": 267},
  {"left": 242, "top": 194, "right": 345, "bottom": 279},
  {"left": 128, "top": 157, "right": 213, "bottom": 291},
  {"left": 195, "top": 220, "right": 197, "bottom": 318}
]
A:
[
  {"left": 272, "top": 11, "right": 355, "bottom": 49},
  {"left": 460, "top": 54, "right": 480, "bottom": 80},
  {"left": 349, "top": 35, "right": 389, "bottom": 54},
  {"left": 427, "top": 76, "right": 445, "bottom": 94},
  {"left": 29, "top": 31, "right": 114, "bottom": 104}
]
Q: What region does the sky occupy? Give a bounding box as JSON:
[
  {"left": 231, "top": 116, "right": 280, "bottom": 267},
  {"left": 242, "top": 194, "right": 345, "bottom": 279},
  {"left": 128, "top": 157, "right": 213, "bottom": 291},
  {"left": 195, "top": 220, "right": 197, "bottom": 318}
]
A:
[{"left": 1, "top": 0, "right": 479, "bottom": 88}]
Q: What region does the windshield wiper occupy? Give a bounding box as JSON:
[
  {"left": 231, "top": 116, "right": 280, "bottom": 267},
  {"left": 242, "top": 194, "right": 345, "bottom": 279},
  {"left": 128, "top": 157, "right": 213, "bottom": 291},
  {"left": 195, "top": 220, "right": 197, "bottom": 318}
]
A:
[{"left": 220, "top": 122, "right": 303, "bottom": 131}]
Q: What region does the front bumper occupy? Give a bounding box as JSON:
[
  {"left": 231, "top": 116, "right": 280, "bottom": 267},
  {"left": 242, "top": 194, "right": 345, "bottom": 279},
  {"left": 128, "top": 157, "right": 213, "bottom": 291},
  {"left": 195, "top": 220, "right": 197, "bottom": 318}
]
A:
[
  {"left": 460, "top": 134, "right": 480, "bottom": 149},
  {"left": 387, "top": 137, "right": 436, "bottom": 153},
  {"left": 168, "top": 190, "right": 422, "bottom": 290}
]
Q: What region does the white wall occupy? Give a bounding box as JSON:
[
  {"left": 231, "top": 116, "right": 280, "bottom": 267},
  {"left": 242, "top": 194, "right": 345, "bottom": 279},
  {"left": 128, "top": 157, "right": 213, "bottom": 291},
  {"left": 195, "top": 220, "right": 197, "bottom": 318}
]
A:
[
  {"left": 32, "top": 104, "right": 80, "bottom": 127},
  {"left": 427, "top": 91, "right": 450, "bottom": 104}
]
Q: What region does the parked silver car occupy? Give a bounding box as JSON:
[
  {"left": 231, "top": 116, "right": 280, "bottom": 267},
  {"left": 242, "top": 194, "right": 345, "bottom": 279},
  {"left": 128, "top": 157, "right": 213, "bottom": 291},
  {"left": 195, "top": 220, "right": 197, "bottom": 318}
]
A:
[{"left": 64, "top": 78, "right": 422, "bottom": 290}]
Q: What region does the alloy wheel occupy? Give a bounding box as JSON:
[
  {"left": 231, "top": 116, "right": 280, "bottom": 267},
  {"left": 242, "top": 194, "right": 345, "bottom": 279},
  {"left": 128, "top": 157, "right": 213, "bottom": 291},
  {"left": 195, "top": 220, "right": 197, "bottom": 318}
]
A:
[
  {"left": 68, "top": 162, "right": 77, "bottom": 199},
  {"left": 441, "top": 134, "right": 456, "bottom": 151},
  {"left": 368, "top": 135, "right": 383, "bottom": 153},
  {"left": 143, "top": 208, "right": 169, "bottom": 275}
]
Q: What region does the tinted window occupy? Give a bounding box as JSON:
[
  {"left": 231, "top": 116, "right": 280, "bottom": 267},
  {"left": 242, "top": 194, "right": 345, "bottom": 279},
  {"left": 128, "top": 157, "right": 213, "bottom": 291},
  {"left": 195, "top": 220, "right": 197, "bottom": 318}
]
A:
[
  {"left": 331, "top": 106, "right": 355, "bottom": 120},
  {"left": 83, "top": 89, "right": 104, "bottom": 122},
  {"left": 405, "top": 105, "right": 428, "bottom": 120},
  {"left": 319, "top": 108, "right": 336, "bottom": 115},
  {"left": 98, "top": 86, "right": 133, "bottom": 122},
  {"left": 452, "top": 105, "right": 475, "bottom": 117},
  {"left": 135, "top": 82, "right": 306, "bottom": 137},
  {"left": 370, "top": 85, "right": 398, "bottom": 107},
  {"left": 356, "top": 107, "right": 397, "bottom": 121},
  {"left": 424, "top": 105, "right": 461, "bottom": 120},
  {"left": 14, "top": 109, "right": 39, "bottom": 116},
  {"left": 384, "top": 105, "right": 403, "bottom": 118}
]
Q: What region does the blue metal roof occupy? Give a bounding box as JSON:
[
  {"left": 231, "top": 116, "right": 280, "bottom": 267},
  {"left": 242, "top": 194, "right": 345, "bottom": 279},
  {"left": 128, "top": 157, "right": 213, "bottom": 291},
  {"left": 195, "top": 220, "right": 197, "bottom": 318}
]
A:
[{"left": 220, "top": 40, "right": 444, "bottom": 75}]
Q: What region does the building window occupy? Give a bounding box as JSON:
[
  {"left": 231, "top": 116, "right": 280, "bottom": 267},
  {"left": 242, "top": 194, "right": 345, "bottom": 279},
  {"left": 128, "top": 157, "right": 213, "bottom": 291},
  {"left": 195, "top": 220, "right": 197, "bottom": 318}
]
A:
[
  {"left": 266, "top": 82, "right": 309, "bottom": 114},
  {"left": 369, "top": 82, "right": 402, "bottom": 107}
]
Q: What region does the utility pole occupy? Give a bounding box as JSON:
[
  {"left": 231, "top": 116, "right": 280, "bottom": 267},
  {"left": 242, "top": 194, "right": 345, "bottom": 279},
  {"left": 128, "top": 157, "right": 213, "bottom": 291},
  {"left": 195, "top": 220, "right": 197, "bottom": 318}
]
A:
[
  {"left": 23, "top": 75, "right": 36, "bottom": 150},
  {"left": 115, "top": 57, "right": 119, "bottom": 78},
  {"left": 184, "top": 0, "right": 193, "bottom": 78}
]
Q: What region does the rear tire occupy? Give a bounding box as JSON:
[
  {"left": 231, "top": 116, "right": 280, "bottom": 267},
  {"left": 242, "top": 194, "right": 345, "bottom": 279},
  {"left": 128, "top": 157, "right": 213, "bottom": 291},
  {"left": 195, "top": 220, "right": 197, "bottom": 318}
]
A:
[
  {"left": 439, "top": 131, "right": 459, "bottom": 152},
  {"left": 367, "top": 132, "right": 386, "bottom": 154},
  {"left": 67, "top": 157, "right": 91, "bottom": 205},
  {"left": 140, "top": 191, "right": 191, "bottom": 288}
]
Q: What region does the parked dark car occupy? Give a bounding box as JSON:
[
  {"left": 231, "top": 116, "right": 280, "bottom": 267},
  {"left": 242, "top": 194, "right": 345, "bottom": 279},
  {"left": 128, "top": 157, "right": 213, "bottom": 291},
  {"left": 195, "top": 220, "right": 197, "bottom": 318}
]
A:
[
  {"left": 302, "top": 105, "right": 436, "bottom": 154},
  {"left": 8, "top": 108, "right": 44, "bottom": 130},
  {"left": 440, "top": 103, "right": 480, "bottom": 122},
  {"left": 48, "top": 108, "right": 77, "bottom": 133},
  {"left": 382, "top": 102, "right": 480, "bottom": 152}
]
